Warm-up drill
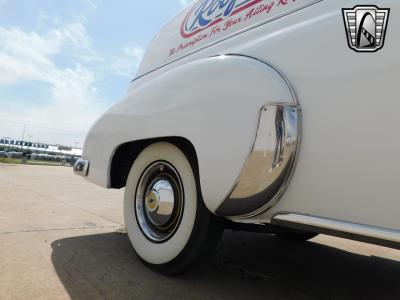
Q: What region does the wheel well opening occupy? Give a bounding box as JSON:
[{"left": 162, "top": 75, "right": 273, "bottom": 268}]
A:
[{"left": 110, "top": 137, "right": 199, "bottom": 189}]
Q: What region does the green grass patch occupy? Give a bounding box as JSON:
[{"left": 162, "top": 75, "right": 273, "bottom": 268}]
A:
[
  {"left": 0, "top": 157, "right": 22, "bottom": 164},
  {"left": 28, "top": 160, "right": 71, "bottom": 167},
  {"left": 0, "top": 157, "right": 73, "bottom": 167}
]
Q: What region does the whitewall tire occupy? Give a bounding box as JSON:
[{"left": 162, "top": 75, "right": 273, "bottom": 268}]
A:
[{"left": 124, "top": 142, "right": 222, "bottom": 274}]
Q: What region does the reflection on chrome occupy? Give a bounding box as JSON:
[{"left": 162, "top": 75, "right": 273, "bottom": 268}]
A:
[
  {"left": 217, "top": 104, "right": 300, "bottom": 217},
  {"left": 73, "top": 159, "right": 89, "bottom": 177},
  {"left": 135, "top": 161, "right": 184, "bottom": 243}
]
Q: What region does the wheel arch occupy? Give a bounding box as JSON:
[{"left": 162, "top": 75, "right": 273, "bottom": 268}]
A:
[{"left": 110, "top": 136, "right": 199, "bottom": 190}]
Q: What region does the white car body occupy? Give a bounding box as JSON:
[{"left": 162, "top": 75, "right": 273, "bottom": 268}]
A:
[{"left": 77, "top": 0, "right": 400, "bottom": 248}]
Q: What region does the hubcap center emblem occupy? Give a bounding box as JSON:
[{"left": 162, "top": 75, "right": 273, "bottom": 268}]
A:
[{"left": 145, "top": 191, "right": 159, "bottom": 212}]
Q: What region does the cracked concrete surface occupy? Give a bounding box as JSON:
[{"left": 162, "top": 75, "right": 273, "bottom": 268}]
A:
[{"left": 1, "top": 164, "right": 400, "bottom": 300}]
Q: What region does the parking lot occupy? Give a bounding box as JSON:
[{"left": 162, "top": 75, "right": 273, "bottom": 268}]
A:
[{"left": 1, "top": 164, "right": 400, "bottom": 300}]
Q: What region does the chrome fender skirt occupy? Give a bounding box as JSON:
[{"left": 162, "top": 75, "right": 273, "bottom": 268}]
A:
[{"left": 216, "top": 103, "right": 300, "bottom": 217}]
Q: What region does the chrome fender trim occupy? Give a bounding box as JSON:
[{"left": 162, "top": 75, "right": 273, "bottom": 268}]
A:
[
  {"left": 216, "top": 103, "right": 300, "bottom": 217},
  {"left": 272, "top": 213, "right": 400, "bottom": 249}
]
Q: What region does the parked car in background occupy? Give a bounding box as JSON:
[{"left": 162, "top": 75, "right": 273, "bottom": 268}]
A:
[
  {"left": 75, "top": 0, "right": 399, "bottom": 274},
  {"left": 66, "top": 156, "right": 79, "bottom": 166},
  {"left": 7, "top": 152, "right": 23, "bottom": 159},
  {"left": 0, "top": 151, "right": 7, "bottom": 158}
]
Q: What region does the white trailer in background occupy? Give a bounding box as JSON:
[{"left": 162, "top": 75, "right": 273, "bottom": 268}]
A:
[{"left": 0, "top": 137, "right": 82, "bottom": 156}]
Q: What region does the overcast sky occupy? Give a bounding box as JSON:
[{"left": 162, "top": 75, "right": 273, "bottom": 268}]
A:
[{"left": 0, "top": 0, "right": 193, "bottom": 147}]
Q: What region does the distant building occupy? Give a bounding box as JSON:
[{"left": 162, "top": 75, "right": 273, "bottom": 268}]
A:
[{"left": 0, "top": 137, "right": 82, "bottom": 156}]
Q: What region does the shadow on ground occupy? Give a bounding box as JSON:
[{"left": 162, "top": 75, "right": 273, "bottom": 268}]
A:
[{"left": 51, "top": 230, "right": 400, "bottom": 300}]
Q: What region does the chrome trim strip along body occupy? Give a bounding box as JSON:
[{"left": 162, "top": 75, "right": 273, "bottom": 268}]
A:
[
  {"left": 216, "top": 103, "right": 300, "bottom": 217},
  {"left": 272, "top": 213, "right": 400, "bottom": 249},
  {"left": 74, "top": 159, "right": 90, "bottom": 177}
]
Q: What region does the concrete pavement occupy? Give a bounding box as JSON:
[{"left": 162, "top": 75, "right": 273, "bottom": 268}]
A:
[{"left": 1, "top": 164, "right": 400, "bottom": 300}]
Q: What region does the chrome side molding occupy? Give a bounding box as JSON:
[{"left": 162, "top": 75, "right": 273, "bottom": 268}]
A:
[
  {"left": 272, "top": 213, "right": 400, "bottom": 248},
  {"left": 216, "top": 103, "right": 301, "bottom": 217}
]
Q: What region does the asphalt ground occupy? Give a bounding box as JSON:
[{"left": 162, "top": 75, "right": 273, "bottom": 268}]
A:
[{"left": 1, "top": 163, "right": 399, "bottom": 300}]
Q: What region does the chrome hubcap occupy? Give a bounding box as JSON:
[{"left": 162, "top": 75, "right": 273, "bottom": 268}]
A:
[{"left": 135, "top": 161, "right": 184, "bottom": 242}]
